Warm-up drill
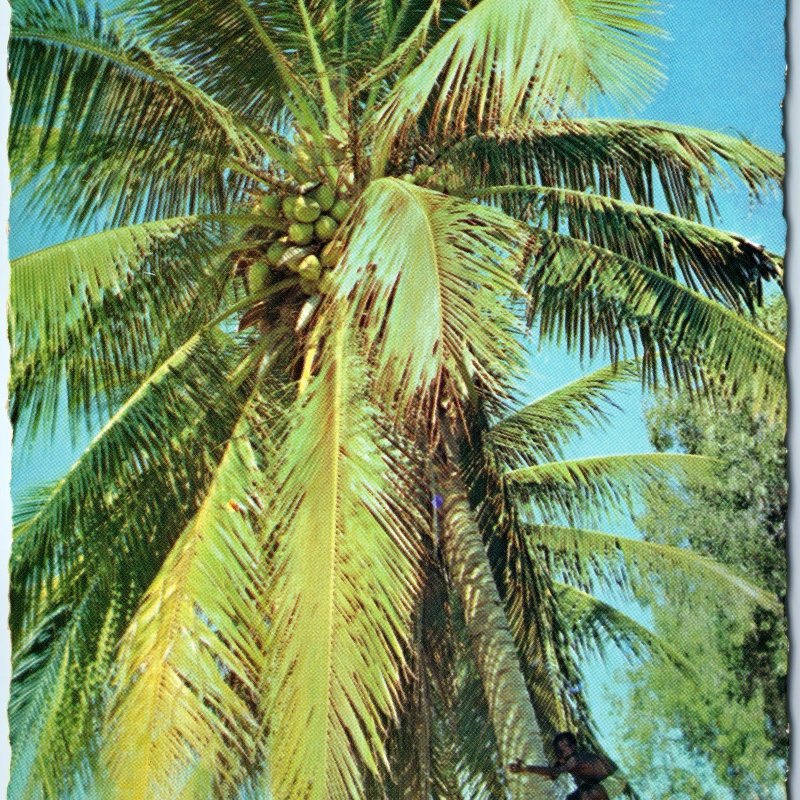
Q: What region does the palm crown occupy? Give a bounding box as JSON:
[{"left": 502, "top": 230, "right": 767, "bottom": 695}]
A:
[{"left": 8, "top": 1, "right": 785, "bottom": 799}]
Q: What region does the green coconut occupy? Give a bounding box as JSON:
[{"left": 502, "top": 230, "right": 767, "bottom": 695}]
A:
[
  {"left": 298, "top": 254, "right": 322, "bottom": 281},
  {"left": 278, "top": 246, "right": 313, "bottom": 271},
  {"left": 282, "top": 195, "right": 298, "bottom": 217},
  {"left": 249, "top": 260, "right": 271, "bottom": 290},
  {"left": 266, "top": 241, "right": 289, "bottom": 266},
  {"left": 321, "top": 240, "right": 344, "bottom": 268},
  {"left": 293, "top": 196, "right": 321, "bottom": 223},
  {"left": 312, "top": 184, "right": 336, "bottom": 212},
  {"left": 260, "top": 194, "right": 281, "bottom": 216},
  {"left": 315, "top": 215, "right": 338, "bottom": 242},
  {"left": 330, "top": 199, "right": 351, "bottom": 223},
  {"left": 288, "top": 222, "right": 315, "bottom": 245}
]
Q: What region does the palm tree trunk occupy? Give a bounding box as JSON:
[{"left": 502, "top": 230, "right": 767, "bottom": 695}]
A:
[{"left": 440, "top": 472, "right": 553, "bottom": 800}]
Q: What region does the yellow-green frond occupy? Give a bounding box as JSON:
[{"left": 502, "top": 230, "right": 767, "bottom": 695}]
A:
[
  {"left": 527, "top": 230, "right": 787, "bottom": 419},
  {"left": 554, "top": 582, "right": 696, "bottom": 677},
  {"left": 528, "top": 524, "right": 780, "bottom": 612},
  {"left": 333, "top": 178, "right": 524, "bottom": 416},
  {"left": 373, "top": 0, "right": 661, "bottom": 161},
  {"left": 9, "top": 217, "right": 229, "bottom": 433},
  {"left": 486, "top": 360, "right": 641, "bottom": 466},
  {"left": 444, "top": 119, "right": 783, "bottom": 221},
  {"left": 104, "top": 389, "right": 269, "bottom": 800},
  {"left": 506, "top": 452, "right": 713, "bottom": 523},
  {"left": 10, "top": 0, "right": 262, "bottom": 223},
  {"left": 264, "top": 332, "right": 424, "bottom": 800}
]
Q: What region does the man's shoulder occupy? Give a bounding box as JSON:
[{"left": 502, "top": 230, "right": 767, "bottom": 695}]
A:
[{"left": 575, "top": 751, "right": 615, "bottom": 774}]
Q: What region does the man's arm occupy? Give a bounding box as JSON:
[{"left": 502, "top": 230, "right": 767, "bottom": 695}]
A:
[{"left": 507, "top": 759, "right": 562, "bottom": 779}]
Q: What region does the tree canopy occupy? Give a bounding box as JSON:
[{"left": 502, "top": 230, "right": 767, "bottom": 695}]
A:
[{"left": 7, "top": 1, "right": 786, "bottom": 798}]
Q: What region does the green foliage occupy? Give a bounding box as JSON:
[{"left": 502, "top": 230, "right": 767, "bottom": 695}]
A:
[
  {"left": 10, "top": 0, "right": 261, "bottom": 226},
  {"left": 374, "top": 0, "right": 661, "bottom": 155},
  {"left": 263, "top": 334, "right": 425, "bottom": 800},
  {"left": 622, "top": 312, "right": 787, "bottom": 796},
  {"left": 9, "top": 216, "right": 233, "bottom": 434},
  {"left": 7, "top": 1, "right": 786, "bottom": 798},
  {"left": 335, "top": 178, "right": 525, "bottom": 414}
]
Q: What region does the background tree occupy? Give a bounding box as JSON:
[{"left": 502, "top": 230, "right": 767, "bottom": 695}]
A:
[{"left": 618, "top": 300, "right": 787, "bottom": 798}]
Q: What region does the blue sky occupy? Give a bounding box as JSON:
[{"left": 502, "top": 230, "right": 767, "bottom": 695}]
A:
[{"left": 6, "top": 1, "right": 787, "bottom": 794}]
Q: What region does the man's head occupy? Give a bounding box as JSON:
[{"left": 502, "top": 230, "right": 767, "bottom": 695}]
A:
[{"left": 553, "top": 731, "right": 578, "bottom": 761}]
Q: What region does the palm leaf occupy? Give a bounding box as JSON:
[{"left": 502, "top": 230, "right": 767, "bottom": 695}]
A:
[
  {"left": 104, "top": 381, "right": 271, "bottom": 800},
  {"left": 263, "top": 331, "right": 424, "bottom": 800},
  {"left": 383, "top": 560, "right": 511, "bottom": 800},
  {"left": 528, "top": 524, "right": 780, "bottom": 612},
  {"left": 11, "top": 329, "right": 246, "bottom": 635},
  {"left": 478, "top": 484, "right": 638, "bottom": 799},
  {"left": 9, "top": 582, "right": 109, "bottom": 800},
  {"left": 506, "top": 452, "right": 713, "bottom": 524},
  {"left": 449, "top": 588, "right": 512, "bottom": 800},
  {"left": 527, "top": 230, "right": 787, "bottom": 418},
  {"left": 475, "top": 403, "right": 589, "bottom": 756},
  {"left": 120, "top": 0, "right": 324, "bottom": 132},
  {"left": 443, "top": 119, "right": 782, "bottom": 221},
  {"left": 373, "top": 0, "right": 661, "bottom": 163},
  {"left": 10, "top": 0, "right": 262, "bottom": 224},
  {"left": 9, "top": 348, "right": 286, "bottom": 799},
  {"left": 486, "top": 360, "right": 641, "bottom": 466},
  {"left": 9, "top": 216, "right": 232, "bottom": 433},
  {"left": 379, "top": 563, "right": 468, "bottom": 800},
  {"left": 554, "top": 582, "right": 697, "bottom": 676},
  {"left": 472, "top": 184, "right": 782, "bottom": 310},
  {"left": 333, "top": 178, "right": 524, "bottom": 416}
]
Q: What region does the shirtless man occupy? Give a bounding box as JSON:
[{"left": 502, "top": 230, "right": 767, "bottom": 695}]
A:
[{"left": 508, "top": 731, "right": 615, "bottom": 800}]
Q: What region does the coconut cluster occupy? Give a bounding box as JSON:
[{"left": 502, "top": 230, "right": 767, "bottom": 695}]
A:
[{"left": 247, "top": 178, "right": 352, "bottom": 297}]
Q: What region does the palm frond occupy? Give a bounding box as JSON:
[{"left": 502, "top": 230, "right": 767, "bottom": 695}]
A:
[
  {"left": 440, "top": 480, "right": 550, "bottom": 800},
  {"left": 474, "top": 405, "right": 590, "bottom": 755},
  {"left": 9, "top": 350, "right": 290, "bottom": 799},
  {"left": 11, "top": 329, "right": 247, "bottom": 636},
  {"left": 373, "top": 0, "right": 661, "bottom": 163},
  {"left": 9, "top": 584, "right": 108, "bottom": 800},
  {"left": 10, "top": 0, "right": 262, "bottom": 225},
  {"left": 506, "top": 452, "right": 713, "bottom": 524},
  {"left": 486, "top": 360, "right": 640, "bottom": 466},
  {"left": 554, "top": 582, "right": 696, "bottom": 676},
  {"left": 527, "top": 230, "right": 787, "bottom": 418},
  {"left": 382, "top": 570, "right": 451, "bottom": 800},
  {"left": 9, "top": 216, "right": 233, "bottom": 434},
  {"left": 477, "top": 476, "right": 639, "bottom": 799},
  {"left": 528, "top": 524, "right": 780, "bottom": 612},
  {"left": 104, "top": 384, "right": 270, "bottom": 800},
  {"left": 443, "top": 119, "right": 783, "bottom": 221},
  {"left": 264, "top": 331, "right": 424, "bottom": 800},
  {"left": 385, "top": 560, "right": 510, "bottom": 800},
  {"left": 472, "top": 184, "right": 782, "bottom": 310},
  {"left": 333, "top": 178, "right": 524, "bottom": 416},
  {"left": 120, "top": 0, "right": 322, "bottom": 130},
  {"left": 378, "top": 562, "right": 469, "bottom": 800}
]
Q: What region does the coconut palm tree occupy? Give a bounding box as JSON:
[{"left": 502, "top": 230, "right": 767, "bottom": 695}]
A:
[{"left": 8, "top": 1, "right": 785, "bottom": 798}]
